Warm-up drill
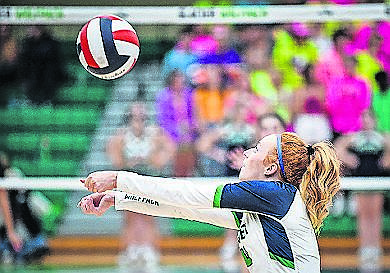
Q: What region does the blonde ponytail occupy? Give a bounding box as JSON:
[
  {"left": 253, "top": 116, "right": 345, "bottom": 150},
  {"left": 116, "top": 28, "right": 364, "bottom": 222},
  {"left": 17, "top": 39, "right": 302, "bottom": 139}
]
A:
[{"left": 299, "top": 141, "right": 341, "bottom": 234}]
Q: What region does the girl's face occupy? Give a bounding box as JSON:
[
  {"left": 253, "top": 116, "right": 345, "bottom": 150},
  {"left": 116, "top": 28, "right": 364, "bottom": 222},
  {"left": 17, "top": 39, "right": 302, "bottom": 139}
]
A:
[{"left": 239, "top": 134, "right": 277, "bottom": 181}]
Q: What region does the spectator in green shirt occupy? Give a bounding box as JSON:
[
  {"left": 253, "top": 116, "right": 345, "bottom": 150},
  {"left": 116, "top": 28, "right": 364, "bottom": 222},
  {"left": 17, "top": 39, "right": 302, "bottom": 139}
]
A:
[
  {"left": 372, "top": 71, "right": 390, "bottom": 133},
  {"left": 356, "top": 33, "right": 383, "bottom": 91},
  {"left": 272, "top": 23, "right": 318, "bottom": 91}
]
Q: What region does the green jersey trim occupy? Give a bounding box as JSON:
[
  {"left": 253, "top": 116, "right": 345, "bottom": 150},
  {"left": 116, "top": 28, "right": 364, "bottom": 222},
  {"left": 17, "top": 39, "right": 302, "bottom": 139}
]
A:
[
  {"left": 269, "top": 252, "right": 295, "bottom": 269},
  {"left": 213, "top": 184, "right": 224, "bottom": 208},
  {"left": 231, "top": 211, "right": 241, "bottom": 228}
]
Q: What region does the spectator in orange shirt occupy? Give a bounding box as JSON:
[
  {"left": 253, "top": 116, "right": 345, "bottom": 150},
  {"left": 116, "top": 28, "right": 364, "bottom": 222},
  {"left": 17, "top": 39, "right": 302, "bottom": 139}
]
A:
[{"left": 193, "top": 65, "right": 232, "bottom": 131}]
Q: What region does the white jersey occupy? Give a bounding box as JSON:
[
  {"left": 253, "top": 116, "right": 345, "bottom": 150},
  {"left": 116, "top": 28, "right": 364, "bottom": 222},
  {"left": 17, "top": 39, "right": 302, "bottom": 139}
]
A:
[{"left": 114, "top": 171, "right": 320, "bottom": 273}]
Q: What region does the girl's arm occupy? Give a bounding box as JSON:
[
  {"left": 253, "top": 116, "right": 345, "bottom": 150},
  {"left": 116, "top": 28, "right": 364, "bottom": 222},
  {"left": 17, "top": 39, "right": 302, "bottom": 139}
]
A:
[
  {"left": 78, "top": 191, "right": 238, "bottom": 230},
  {"left": 116, "top": 171, "right": 225, "bottom": 210},
  {"left": 115, "top": 191, "right": 237, "bottom": 229},
  {"left": 0, "top": 189, "right": 22, "bottom": 251},
  {"left": 83, "top": 171, "right": 297, "bottom": 218}
]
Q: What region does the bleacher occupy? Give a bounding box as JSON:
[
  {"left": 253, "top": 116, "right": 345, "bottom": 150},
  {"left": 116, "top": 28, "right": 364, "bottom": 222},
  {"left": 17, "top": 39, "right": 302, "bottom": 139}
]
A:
[{"left": 0, "top": 65, "right": 109, "bottom": 177}]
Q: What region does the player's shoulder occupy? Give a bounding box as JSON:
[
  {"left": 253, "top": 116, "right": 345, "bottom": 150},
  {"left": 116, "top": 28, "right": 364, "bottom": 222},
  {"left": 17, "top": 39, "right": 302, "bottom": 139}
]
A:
[{"left": 239, "top": 180, "right": 297, "bottom": 192}]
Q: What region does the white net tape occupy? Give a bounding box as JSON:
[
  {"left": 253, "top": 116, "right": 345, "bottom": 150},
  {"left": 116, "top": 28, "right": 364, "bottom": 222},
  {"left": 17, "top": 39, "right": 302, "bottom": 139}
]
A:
[
  {"left": 0, "top": 4, "right": 389, "bottom": 25},
  {"left": 0, "top": 176, "right": 389, "bottom": 191}
]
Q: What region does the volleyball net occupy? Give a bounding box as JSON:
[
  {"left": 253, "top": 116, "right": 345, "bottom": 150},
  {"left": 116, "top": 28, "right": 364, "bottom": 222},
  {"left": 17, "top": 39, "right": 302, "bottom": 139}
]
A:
[
  {"left": 0, "top": 3, "right": 389, "bottom": 192},
  {"left": 0, "top": 176, "right": 390, "bottom": 191}
]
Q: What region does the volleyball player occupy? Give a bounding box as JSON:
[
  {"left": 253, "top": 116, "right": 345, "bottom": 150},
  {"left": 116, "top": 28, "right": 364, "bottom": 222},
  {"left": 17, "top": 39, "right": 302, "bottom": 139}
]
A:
[{"left": 78, "top": 132, "right": 340, "bottom": 273}]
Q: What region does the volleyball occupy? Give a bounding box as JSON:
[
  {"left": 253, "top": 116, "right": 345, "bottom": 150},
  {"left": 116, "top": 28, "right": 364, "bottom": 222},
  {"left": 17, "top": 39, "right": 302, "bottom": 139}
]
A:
[{"left": 76, "top": 15, "right": 140, "bottom": 80}]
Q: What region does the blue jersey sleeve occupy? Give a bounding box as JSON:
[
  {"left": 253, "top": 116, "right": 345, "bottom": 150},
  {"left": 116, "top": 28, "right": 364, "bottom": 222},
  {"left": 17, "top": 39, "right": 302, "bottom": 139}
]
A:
[{"left": 213, "top": 180, "right": 297, "bottom": 219}]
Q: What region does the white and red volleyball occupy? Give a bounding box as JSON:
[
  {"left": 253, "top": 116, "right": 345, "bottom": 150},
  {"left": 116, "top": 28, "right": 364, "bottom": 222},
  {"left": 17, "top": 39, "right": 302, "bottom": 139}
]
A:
[{"left": 76, "top": 15, "right": 140, "bottom": 80}]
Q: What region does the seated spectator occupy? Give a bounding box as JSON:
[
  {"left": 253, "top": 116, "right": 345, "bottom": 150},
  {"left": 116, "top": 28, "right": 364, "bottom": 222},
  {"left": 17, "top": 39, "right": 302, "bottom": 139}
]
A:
[
  {"left": 193, "top": 65, "right": 231, "bottom": 130},
  {"left": 334, "top": 110, "right": 390, "bottom": 273},
  {"left": 224, "top": 69, "right": 271, "bottom": 125},
  {"left": 315, "top": 28, "right": 352, "bottom": 88},
  {"left": 0, "top": 155, "right": 22, "bottom": 263},
  {"left": 272, "top": 22, "right": 319, "bottom": 91},
  {"left": 325, "top": 54, "right": 371, "bottom": 139},
  {"left": 190, "top": 25, "right": 218, "bottom": 59},
  {"left": 309, "top": 23, "right": 332, "bottom": 56},
  {"left": 0, "top": 152, "right": 49, "bottom": 264},
  {"left": 195, "top": 87, "right": 256, "bottom": 177},
  {"left": 351, "top": 21, "right": 390, "bottom": 75},
  {"left": 355, "top": 31, "right": 383, "bottom": 91},
  {"left": 234, "top": 24, "right": 271, "bottom": 57},
  {"left": 155, "top": 70, "right": 198, "bottom": 177},
  {"left": 19, "top": 26, "right": 67, "bottom": 106},
  {"left": 198, "top": 25, "right": 241, "bottom": 66},
  {"left": 196, "top": 95, "right": 256, "bottom": 273},
  {"left": 227, "top": 112, "right": 287, "bottom": 172},
  {"left": 106, "top": 102, "right": 175, "bottom": 272},
  {"left": 290, "top": 64, "right": 332, "bottom": 144},
  {"left": 246, "top": 45, "right": 291, "bottom": 122},
  {"left": 0, "top": 25, "right": 19, "bottom": 108},
  {"left": 161, "top": 25, "right": 197, "bottom": 81},
  {"left": 372, "top": 71, "right": 390, "bottom": 133}
]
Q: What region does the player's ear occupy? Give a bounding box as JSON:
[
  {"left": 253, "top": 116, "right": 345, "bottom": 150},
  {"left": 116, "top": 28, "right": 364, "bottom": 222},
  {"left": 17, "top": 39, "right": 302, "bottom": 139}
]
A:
[{"left": 264, "top": 163, "right": 278, "bottom": 176}]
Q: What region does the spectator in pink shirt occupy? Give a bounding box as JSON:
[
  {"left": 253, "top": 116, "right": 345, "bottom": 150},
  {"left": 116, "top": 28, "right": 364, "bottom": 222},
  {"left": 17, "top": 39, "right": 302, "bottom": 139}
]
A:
[
  {"left": 315, "top": 28, "right": 352, "bottom": 88},
  {"left": 351, "top": 21, "right": 390, "bottom": 74},
  {"left": 325, "top": 54, "right": 371, "bottom": 139},
  {"left": 190, "top": 25, "right": 218, "bottom": 58}
]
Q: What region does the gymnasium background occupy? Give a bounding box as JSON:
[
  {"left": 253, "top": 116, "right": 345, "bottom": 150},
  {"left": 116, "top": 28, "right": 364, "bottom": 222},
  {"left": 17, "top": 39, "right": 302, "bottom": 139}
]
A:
[{"left": 0, "top": 2, "right": 390, "bottom": 273}]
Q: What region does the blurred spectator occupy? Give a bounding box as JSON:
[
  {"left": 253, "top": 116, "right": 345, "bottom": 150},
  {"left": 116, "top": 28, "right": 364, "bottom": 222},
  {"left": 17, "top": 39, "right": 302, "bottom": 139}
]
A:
[
  {"left": 195, "top": 71, "right": 257, "bottom": 177},
  {"left": 106, "top": 102, "right": 175, "bottom": 176},
  {"left": 315, "top": 28, "right": 352, "bottom": 87},
  {"left": 227, "top": 112, "right": 287, "bottom": 171},
  {"left": 224, "top": 69, "right": 270, "bottom": 125},
  {"left": 351, "top": 21, "right": 390, "bottom": 75},
  {"left": 334, "top": 110, "right": 390, "bottom": 273},
  {"left": 245, "top": 43, "right": 290, "bottom": 122},
  {"left": 0, "top": 154, "right": 22, "bottom": 263},
  {"left": 0, "top": 25, "right": 19, "bottom": 108},
  {"left": 190, "top": 25, "right": 218, "bottom": 58},
  {"left": 0, "top": 152, "right": 49, "bottom": 264},
  {"left": 355, "top": 31, "right": 383, "bottom": 91},
  {"left": 272, "top": 22, "right": 319, "bottom": 91},
  {"left": 198, "top": 25, "right": 241, "bottom": 66},
  {"left": 309, "top": 23, "right": 332, "bottom": 55},
  {"left": 290, "top": 64, "right": 332, "bottom": 144},
  {"left": 193, "top": 65, "right": 231, "bottom": 130},
  {"left": 106, "top": 102, "right": 175, "bottom": 272},
  {"left": 196, "top": 90, "right": 256, "bottom": 273},
  {"left": 372, "top": 71, "right": 390, "bottom": 133},
  {"left": 161, "top": 25, "right": 197, "bottom": 81},
  {"left": 325, "top": 54, "right": 371, "bottom": 139},
  {"left": 235, "top": 25, "right": 271, "bottom": 56},
  {"left": 19, "top": 26, "right": 67, "bottom": 106},
  {"left": 155, "top": 70, "right": 198, "bottom": 177},
  {"left": 0, "top": 189, "right": 23, "bottom": 264}
]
